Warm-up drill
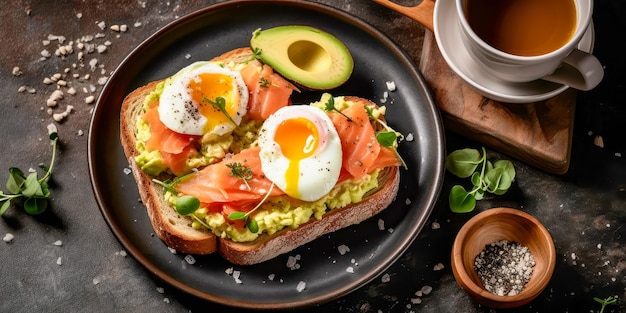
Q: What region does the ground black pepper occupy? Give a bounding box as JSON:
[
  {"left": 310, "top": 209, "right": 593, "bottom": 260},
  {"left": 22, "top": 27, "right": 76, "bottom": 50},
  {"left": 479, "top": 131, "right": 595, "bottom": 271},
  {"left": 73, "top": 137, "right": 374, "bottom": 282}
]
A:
[{"left": 474, "top": 240, "right": 536, "bottom": 296}]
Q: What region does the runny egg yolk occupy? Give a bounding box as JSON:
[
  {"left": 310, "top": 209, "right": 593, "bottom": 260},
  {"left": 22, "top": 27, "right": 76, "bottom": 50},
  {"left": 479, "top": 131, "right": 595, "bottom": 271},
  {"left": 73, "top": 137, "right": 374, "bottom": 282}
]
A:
[
  {"left": 188, "top": 73, "right": 240, "bottom": 133},
  {"left": 273, "top": 117, "right": 319, "bottom": 199}
]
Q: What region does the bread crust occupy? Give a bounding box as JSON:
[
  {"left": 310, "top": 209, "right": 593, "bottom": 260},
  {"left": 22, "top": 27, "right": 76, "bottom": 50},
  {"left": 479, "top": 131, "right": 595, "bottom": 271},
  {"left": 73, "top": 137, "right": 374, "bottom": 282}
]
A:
[{"left": 119, "top": 48, "right": 400, "bottom": 264}]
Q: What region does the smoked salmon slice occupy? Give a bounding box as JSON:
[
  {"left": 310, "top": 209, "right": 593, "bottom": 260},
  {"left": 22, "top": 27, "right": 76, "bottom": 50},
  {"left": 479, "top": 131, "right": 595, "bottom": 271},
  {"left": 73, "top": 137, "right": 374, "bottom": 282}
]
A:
[
  {"left": 142, "top": 102, "right": 200, "bottom": 175},
  {"left": 175, "top": 147, "right": 284, "bottom": 204},
  {"left": 239, "top": 63, "right": 297, "bottom": 121},
  {"left": 330, "top": 102, "right": 401, "bottom": 179}
]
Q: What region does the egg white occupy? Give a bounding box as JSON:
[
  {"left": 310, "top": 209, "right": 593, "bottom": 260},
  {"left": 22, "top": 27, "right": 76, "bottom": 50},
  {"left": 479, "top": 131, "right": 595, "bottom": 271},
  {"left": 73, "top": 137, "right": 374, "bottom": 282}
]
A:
[
  {"left": 158, "top": 61, "right": 248, "bottom": 137},
  {"left": 258, "top": 105, "right": 342, "bottom": 202}
]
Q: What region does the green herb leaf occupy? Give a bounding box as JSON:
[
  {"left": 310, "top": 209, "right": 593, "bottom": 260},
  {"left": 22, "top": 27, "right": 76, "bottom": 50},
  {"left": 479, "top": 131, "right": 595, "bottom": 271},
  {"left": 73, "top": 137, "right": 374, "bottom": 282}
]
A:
[
  {"left": 449, "top": 185, "right": 477, "bottom": 213},
  {"left": 323, "top": 96, "right": 352, "bottom": 122},
  {"left": 6, "top": 167, "right": 26, "bottom": 194},
  {"left": 0, "top": 200, "right": 11, "bottom": 216},
  {"left": 247, "top": 219, "right": 259, "bottom": 233},
  {"left": 445, "top": 148, "right": 482, "bottom": 178},
  {"left": 175, "top": 195, "right": 200, "bottom": 216},
  {"left": 203, "top": 96, "right": 237, "bottom": 126},
  {"left": 446, "top": 147, "right": 515, "bottom": 213},
  {"left": 0, "top": 129, "right": 59, "bottom": 216},
  {"left": 228, "top": 212, "right": 247, "bottom": 220},
  {"left": 376, "top": 131, "right": 397, "bottom": 148},
  {"left": 594, "top": 296, "right": 617, "bottom": 313},
  {"left": 24, "top": 197, "right": 47, "bottom": 215}
]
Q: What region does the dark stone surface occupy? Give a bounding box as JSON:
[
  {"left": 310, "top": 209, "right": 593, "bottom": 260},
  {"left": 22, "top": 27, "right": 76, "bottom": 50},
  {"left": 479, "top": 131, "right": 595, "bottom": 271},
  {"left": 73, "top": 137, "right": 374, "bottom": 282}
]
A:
[{"left": 0, "top": 1, "right": 624, "bottom": 312}]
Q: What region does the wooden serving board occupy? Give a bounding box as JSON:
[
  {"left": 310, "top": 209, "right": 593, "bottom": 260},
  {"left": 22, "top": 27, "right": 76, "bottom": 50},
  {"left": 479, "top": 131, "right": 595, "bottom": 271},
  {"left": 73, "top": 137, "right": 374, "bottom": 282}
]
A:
[{"left": 372, "top": 0, "right": 575, "bottom": 174}]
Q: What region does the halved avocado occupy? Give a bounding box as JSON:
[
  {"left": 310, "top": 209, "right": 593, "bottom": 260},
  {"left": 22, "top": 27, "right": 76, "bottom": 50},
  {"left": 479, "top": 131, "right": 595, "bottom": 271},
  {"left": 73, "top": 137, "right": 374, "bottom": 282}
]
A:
[{"left": 250, "top": 25, "right": 354, "bottom": 90}]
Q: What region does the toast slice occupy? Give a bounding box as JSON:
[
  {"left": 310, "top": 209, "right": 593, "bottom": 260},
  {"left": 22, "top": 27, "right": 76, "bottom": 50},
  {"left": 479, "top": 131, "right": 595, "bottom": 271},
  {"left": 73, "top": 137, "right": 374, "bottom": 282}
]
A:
[
  {"left": 219, "top": 165, "right": 399, "bottom": 265},
  {"left": 120, "top": 48, "right": 401, "bottom": 264}
]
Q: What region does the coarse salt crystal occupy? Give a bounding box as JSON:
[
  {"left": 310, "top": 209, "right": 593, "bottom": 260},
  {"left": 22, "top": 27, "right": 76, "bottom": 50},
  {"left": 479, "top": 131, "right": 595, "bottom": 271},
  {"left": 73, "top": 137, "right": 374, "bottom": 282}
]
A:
[
  {"left": 385, "top": 81, "right": 396, "bottom": 91},
  {"left": 381, "top": 273, "right": 391, "bottom": 283},
  {"left": 53, "top": 240, "right": 63, "bottom": 246},
  {"left": 56, "top": 257, "right": 63, "bottom": 265},
  {"left": 433, "top": 263, "right": 445, "bottom": 271},
  {"left": 296, "top": 281, "right": 306, "bottom": 292},
  {"left": 346, "top": 266, "right": 355, "bottom": 273},
  {"left": 377, "top": 219, "right": 385, "bottom": 230},
  {"left": 184, "top": 255, "right": 196, "bottom": 265},
  {"left": 337, "top": 244, "right": 350, "bottom": 255},
  {"left": 3, "top": 233, "right": 15, "bottom": 243}
]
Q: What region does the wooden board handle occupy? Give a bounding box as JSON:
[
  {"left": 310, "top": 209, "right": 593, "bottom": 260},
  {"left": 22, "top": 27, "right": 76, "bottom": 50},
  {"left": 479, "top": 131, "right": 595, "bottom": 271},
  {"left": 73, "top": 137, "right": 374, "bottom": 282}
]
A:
[{"left": 370, "top": 0, "right": 435, "bottom": 31}]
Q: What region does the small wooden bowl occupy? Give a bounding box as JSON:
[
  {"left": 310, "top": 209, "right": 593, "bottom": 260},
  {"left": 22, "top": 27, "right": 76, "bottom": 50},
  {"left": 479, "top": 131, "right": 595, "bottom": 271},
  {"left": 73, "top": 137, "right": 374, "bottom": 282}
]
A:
[{"left": 451, "top": 207, "right": 556, "bottom": 309}]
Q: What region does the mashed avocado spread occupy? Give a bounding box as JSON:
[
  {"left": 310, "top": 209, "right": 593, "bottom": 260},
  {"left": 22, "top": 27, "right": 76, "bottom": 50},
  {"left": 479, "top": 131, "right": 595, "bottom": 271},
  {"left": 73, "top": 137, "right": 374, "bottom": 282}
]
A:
[{"left": 137, "top": 89, "right": 385, "bottom": 242}]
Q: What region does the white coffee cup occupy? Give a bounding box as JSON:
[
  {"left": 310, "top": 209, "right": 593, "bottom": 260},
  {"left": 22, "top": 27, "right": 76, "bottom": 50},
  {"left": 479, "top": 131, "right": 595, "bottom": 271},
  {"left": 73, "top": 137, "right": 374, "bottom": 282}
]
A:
[{"left": 454, "top": 0, "right": 603, "bottom": 91}]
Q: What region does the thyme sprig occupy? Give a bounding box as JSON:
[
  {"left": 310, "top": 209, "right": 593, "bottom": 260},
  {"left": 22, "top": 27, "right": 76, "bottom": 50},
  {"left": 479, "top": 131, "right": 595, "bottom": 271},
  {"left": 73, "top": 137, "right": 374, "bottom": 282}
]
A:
[{"left": 226, "top": 162, "right": 253, "bottom": 190}]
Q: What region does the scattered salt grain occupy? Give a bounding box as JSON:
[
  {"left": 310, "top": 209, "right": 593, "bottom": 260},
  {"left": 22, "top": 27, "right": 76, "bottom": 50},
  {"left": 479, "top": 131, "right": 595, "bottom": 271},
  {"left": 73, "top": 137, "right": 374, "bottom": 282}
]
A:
[
  {"left": 56, "top": 257, "right": 63, "bottom": 266},
  {"left": 156, "top": 287, "right": 165, "bottom": 294},
  {"left": 123, "top": 167, "right": 132, "bottom": 175},
  {"left": 286, "top": 254, "right": 301, "bottom": 270},
  {"left": 53, "top": 240, "right": 63, "bottom": 246},
  {"left": 385, "top": 81, "right": 396, "bottom": 91},
  {"left": 85, "top": 96, "right": 95, "bottom": 104},
  {"left": 12, "top": 67, "right": 22, "bottom": 76},
  {"left": 431, "top": 221, "right": 440, "bottom": 230},
  {"left": 225, "top": 267, "right": 234, "bottom": 275},
  {"left": 405, "top": 133, "right": 414, "bottom": 142},
  {"left": 97, "top": 21, "right": 106, "bottom": 30},
  {"left": 163, "top": 297, "right": 170, "bottom": 304},
  {"left": 184, "top": 254, "right": 196, "bottom": 265},
  {"left": 3, "top": 233, "right": 15, "bottom": 243},
  {"left": 346, "top": 266, "right": 355, "bottom": 273},
  {"left": 167, "top": 247, "right": 177, "bottom": 254},
  {"left": 433, "top": 263, "right": 445, "bottom": 271},
  {"left": 377, "top": 219, "right": 385, "bottom": 231},
  {"left": 296, "top": 281, "right": 306, "bottom": 292},
  {"left": 421, "top": 285, "right": 432, "bottom": 295},
  {"left": 232, "top": 270, "right": 242, "bottom": 284},
  {"left": 92, "top": 277, "right": 100, "bottom": 285},
  {"left": 381, "top": 273, "right": 391, "bottom": 283},
  {"left": 267, "top": 274, "right": 275, "bottom": 281},
  {"left": 337, "top": 244, "right": 350, "bottom": 255},
  {"left": 405, "top": 198, "right": 411, "bottom": 205},
  {"left": 410, "top": 298, "right": 422, "bottom": 304}
]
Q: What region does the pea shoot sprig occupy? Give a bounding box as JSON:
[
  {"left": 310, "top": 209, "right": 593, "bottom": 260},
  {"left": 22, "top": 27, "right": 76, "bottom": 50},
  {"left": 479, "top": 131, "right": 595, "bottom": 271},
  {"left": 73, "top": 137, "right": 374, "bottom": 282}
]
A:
[
  {"left": 324, "top": 96, "right": 353, "bottom": 122},
  {"left": 594, "top": 296, "right": 617, "bottom": 313},
  {"left": 227, "top": 182, "right": 274, "bottom": 234},
  {"left": 152, "top": 175, "right": 210, "bottom": 229},
  {"left": 446, "top": 147, "right": 515, "bottom": 213},
  {"left": 365, "top": 106, "right": 408, "bottom": 170},
  {"left": 202, "top": 96, "right": 237, "bottom": 126},
  {"left": 226, "top": 162, "right": 253, "bottom": 190},
  {"left": 0, "top": 125, "right": 59, "bottom": 216}
]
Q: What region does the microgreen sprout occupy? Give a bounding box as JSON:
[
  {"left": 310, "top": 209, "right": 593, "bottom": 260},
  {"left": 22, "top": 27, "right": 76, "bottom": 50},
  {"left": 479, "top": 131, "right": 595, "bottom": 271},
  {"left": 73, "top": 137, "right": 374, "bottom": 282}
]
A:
[
  {"left": 202, "top": 96, "right": 237, "bottom": 126},
  {"left": 227, "top": 183, "right": 275, "bottom": 233},
  {"left": 226, "top": 162, "right": 253, "bottom": 190},
  {"left": 152, "top": 176, "right": 210, "bottom": 229},
  {"left": 0, "top": 126, "right": 59, "bottom": 216},
  {"left": 594, "top": 296, "right": 617, "bottom": 313},
  {"left": 251, "top": 47, "right": 262, "bottom": 60},
  {"left": 324, "top": 96, "right": 352, "bottom": 122},
  {"left": 365, "top": 106, "right": 408, "bottom": 170},
  {"left": 446, "top": 147, "right": 515, "bottom": 213}
]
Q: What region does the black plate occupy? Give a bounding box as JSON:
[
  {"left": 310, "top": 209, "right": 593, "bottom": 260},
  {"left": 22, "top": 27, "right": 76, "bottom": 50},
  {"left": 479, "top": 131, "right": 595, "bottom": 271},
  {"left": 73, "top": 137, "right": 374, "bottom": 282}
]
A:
[{"left": 88, "top": 0, "right": 444, "bottom": 309}]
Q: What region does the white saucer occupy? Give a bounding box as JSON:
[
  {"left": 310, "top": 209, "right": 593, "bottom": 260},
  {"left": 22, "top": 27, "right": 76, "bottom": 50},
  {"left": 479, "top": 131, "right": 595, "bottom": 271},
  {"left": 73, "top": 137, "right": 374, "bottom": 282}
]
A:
[{"left": 433, "top": 0, "right": 595, "bottom": 103}]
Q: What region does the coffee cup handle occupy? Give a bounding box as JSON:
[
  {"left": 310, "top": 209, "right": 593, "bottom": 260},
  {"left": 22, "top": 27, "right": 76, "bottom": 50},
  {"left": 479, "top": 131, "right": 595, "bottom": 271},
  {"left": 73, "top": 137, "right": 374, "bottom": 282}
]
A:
[{"left": 542, "top": 49, "right": 604, "bottom": 91}]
